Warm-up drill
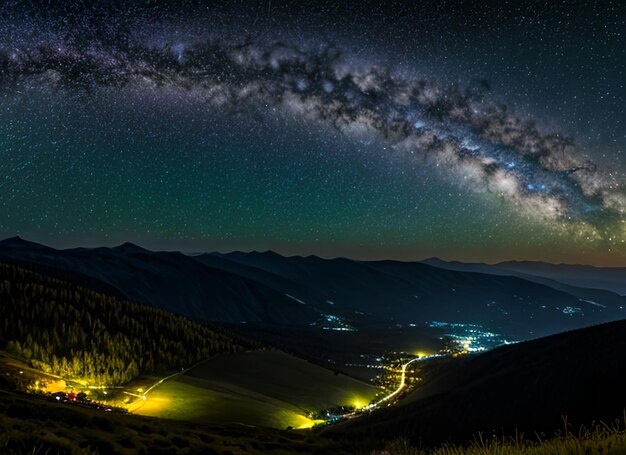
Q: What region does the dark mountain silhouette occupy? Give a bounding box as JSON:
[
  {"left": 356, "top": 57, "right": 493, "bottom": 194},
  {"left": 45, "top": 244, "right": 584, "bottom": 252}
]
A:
[
  {"left": 0, "top": 237, "right": 625, "bottom": 340},
  {"left": 496, "top": 260, "right": 626, "bottom": 296},
  {"left": 423, "top": 257, "right": 626, "bottom": 296},
  {"left": 0, "top": 237, "right": 320, "bottom": 325},
  {"left": 336, "top": 318, "right": 626, "bottom": 447},
  {"left": 218, "top": 250, "right": 626, "bottom": 339}
]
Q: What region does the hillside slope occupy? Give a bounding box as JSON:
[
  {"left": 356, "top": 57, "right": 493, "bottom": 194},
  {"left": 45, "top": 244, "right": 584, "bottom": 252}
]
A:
[
  {"left": 335, "top": 318, "right": 626, "bottom": 446},
  {"left": 135, "top": 350, "right": 378, "bottom": 429},
  {"left": 0, "top": 261, "right": 255, "bottom": 385},
  {"left": 0, "top": 390, "right": 353, "bottom": 454}
]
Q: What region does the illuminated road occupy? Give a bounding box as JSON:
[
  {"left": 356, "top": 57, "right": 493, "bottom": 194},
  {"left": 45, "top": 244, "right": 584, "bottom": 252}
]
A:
[
  {"left": 144, "top": 370, "right": 183, "bottom": 395},
  {"left": 127, "top": 360, "right": 209, "bottom": 413},
  {"left": 363, "top": 357, "right": 421, "bottom": 411},
  {"left": 127, "top": 354, "right": 423, "bottom": 419}
]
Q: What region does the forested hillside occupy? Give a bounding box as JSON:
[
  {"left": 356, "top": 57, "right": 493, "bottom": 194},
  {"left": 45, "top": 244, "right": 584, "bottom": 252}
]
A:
[{"left": 0, "top": 262, "right": 257, "bottom": 386}]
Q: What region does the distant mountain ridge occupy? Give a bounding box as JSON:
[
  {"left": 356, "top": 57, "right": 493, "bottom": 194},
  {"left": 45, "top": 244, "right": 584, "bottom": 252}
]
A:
[
  {"left": 422, "top": 257, "right": 626, "bottom": 296},
  {"left": 217, "top": 250, "right": 626, "bottom": 338},
  {"left": 496, "top": 260, "right": 626, "bottom": 295},
  {"left": 0, "top": 237, "right": 625, "bottom": 341},
  {"left": 0, "top": 236, "right": 321, "bottom": 325}
]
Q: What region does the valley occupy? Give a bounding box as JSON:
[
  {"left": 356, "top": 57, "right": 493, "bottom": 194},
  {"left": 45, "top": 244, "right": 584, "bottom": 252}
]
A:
[
  {"left": 2, "top": 2, "right": 624, "bottom": 453},
  {"left": 1, "top": 239, "right": 625, "bottom": 454}
]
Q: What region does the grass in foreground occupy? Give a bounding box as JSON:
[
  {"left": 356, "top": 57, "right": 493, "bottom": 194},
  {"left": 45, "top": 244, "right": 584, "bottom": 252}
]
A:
[
  {"left": 372, "top": 416, "right": 626, "bottom": 455},
  {"left": 0, "top": 391, "right": 346, "bottom": 454},
  {"left": 2, "top": 389, "right": 626, "bottom": 455}
]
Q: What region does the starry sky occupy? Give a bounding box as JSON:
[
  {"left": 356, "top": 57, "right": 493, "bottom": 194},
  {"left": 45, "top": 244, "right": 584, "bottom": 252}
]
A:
[{"left": 0, "top": 0, "right": 624, "bottom": 265}]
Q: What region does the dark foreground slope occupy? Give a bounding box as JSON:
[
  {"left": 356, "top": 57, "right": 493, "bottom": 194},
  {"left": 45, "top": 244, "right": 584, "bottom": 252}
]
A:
[
  {"left": 0, "top": 390, "right": 358, "bottom": 455},
  {"left": 333, "top": 318, "right": 626, "bottom": 447}
]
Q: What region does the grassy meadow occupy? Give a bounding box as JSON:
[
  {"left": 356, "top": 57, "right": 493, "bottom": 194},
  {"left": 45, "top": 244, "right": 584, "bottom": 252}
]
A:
[{"left": 134, "top": 349, "right": 379, "bottom": 429}]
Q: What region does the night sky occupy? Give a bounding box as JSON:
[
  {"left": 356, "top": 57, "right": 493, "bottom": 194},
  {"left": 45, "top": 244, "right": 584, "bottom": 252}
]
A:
[{"left": 0, "top": 1, "right": 624, "bottom": 265}]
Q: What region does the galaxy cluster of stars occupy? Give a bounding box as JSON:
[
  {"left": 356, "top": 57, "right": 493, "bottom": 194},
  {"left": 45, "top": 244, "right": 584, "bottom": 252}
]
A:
[{"left": 0, "top": 1, "right": 624, "bottom": 264}]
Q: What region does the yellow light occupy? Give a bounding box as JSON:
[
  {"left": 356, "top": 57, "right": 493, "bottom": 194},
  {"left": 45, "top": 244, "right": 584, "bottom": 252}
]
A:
[
  {"left": 142, "top": 395, "right": 147, "bottom": 401},
  {"left": 294, "top": 416, "right": 325, "bottom": 429},
  {"left": 414, "top": 351, "right": 431, "bottom": 358},
  {"left": 130, "top": 394, "right": 170, "bottom": 414}
]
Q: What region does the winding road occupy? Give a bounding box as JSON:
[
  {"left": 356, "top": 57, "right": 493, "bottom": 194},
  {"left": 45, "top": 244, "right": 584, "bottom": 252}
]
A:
[
  {"left": 127, "top": 355, "right": 423, "bottom": 419},
  {"left": 363, "top": 357, "right": 420, "bottom": 411}
]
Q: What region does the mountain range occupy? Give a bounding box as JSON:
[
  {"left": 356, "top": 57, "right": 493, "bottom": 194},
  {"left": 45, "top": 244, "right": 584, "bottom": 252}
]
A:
[
  {"left": 423, "top": 257, "right": 626, "bottom": 296},
  {"left": 1, "top": 236, "right": 625, "bottom": 342}
]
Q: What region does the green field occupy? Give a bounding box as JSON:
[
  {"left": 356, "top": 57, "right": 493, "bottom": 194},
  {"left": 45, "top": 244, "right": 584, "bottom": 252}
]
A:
[{"left": 134, "top": 349, "right": 379, "bottom": 429}]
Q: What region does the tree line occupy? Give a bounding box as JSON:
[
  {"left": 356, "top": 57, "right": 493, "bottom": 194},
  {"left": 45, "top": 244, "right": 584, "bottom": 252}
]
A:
[{"left": 0, "top": 262, "right": 258, "bottom": 386}]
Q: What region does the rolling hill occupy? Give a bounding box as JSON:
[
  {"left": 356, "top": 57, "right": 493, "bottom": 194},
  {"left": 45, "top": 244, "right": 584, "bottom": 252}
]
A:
[
  {"left": 0, "top": 260, "right": 379, "bottom": 432},
  {"left": 134, "top": 350, "right": 378, "bottom": 429},
  {"left": 0, "top": 389, "right": 353, "bottom": 454}
]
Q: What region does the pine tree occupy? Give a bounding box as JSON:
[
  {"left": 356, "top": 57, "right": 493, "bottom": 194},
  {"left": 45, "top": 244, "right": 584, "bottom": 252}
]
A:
[{"left": 0, "top": 262, "right": 257, "bottom": 386}]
